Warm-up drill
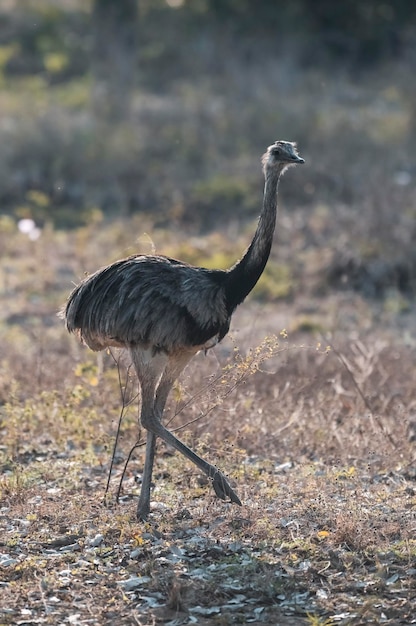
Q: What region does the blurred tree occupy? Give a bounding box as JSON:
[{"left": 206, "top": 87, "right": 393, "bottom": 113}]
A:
[
  {"left": 302, "top": 0, "right": 416, "bottom": 66},
  {"left": 91, "top": 0, "right": 139, "bottom": 118}
]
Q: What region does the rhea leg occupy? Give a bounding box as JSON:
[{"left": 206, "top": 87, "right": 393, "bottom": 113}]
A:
[
  {"left": 136, "top": 376, "right": 180, "bottom": 519},
  {"left": 140, "top": 408, "right": 242, "bottom": 505},
  {"left": 136, "top": 352, "right": 193, "bottom": 519},
  {"left": 136, "top": 431, "right": 157, "bottom": 520},
  {"left": 132, "top": 348, "right": 241, "bottom": 518},
  {"left": 133, "top": 349, "right": 166, "bottom": 520}
]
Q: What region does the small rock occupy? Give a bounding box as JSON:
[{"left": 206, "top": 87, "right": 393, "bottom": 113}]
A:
[
  {"left": 0, "top": 554, "right": 17, "bottom": 567},
  {"left": 118, "top": 576, "right": 152, "bottom": 591},
  {"left": 88, "top": 533, "right": 104, "bottom": 547},
  {"left": 130, "top": 548, "right": 143, "bottom": 558},
  {"left": 60, "top": 542, "right": 81, "bottom": 553},
  {"left": 275, "top": 461, "right": 293, "bottom": 473}
]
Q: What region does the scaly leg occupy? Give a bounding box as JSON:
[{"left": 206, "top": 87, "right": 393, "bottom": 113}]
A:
[
  {"left": 136, "top": 351, "right": 194, "bottom": 519},
  {"left": 140, "top": 407, "right": 241, "bottom": 506},
  {"left": 132, "top": 349, "right": 167, "bottom": 520},
  {"left": 136, "top": 431, "right": 157, "bottom": 520},
  {"left": 136, "top": 372, "right": 182, "bottom": 520},
  {"left": 132, "top": 349, "right": 241, "bottom": 513}
]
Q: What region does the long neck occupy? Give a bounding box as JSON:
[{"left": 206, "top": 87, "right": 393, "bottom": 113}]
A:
[{"left": 225, "top": 166, "right": 283, "bottom": 310}]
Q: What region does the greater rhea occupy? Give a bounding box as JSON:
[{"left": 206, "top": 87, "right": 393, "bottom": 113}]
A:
[{"left": 62, "top": 140, "right": 304, "bottom": 519}]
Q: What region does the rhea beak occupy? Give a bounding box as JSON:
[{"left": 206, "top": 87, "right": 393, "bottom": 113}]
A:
[{"left": 293, "top": 155, "right": 305, "bottom": 164}]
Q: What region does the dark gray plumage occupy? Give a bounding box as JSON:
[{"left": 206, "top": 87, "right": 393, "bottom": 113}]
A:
[{"left": 62, "top": 140, "right": 304, "bottom": 519}]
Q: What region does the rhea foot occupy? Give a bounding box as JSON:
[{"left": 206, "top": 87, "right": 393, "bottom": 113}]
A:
[{"left": 212, "top": 470, "right": 242, "bottom": 506}]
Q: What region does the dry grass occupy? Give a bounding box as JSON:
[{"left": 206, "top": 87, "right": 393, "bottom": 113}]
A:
[{"left": 1, "top": 222, "right": 416, "bottom": 625}]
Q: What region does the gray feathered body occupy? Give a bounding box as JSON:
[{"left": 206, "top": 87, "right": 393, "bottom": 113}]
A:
[
  {"left": 64, "top": 141, "right": 304, "bottom": 358},
  {"left": 64, "top": 255, "right": 231, "bottom": 354}
]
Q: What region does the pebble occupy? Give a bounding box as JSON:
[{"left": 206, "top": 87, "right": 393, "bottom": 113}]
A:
[
  {"left": 60, "top": 542, "right": 81, "bottom": 553},
  {"left": 118, "top": 576, "right": 151, "bottom": 591},
  {"left": 0, "top": 554, "right": 17, "bottom": 567},
  {"left": 88, "top": 533, "right": 104, "bottom": 547},
  {"left": 130, "top": 548, "right": 142, "bottom": 558}
]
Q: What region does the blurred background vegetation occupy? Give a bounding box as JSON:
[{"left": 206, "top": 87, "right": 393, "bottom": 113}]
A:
[{"left": 1, "top": 0, "right": 416, "bottom": 298}]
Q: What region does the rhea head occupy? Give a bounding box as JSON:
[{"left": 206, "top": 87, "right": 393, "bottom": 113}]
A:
[{"left": 262, "top": 140, "right": 305, "bottom": 174}]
